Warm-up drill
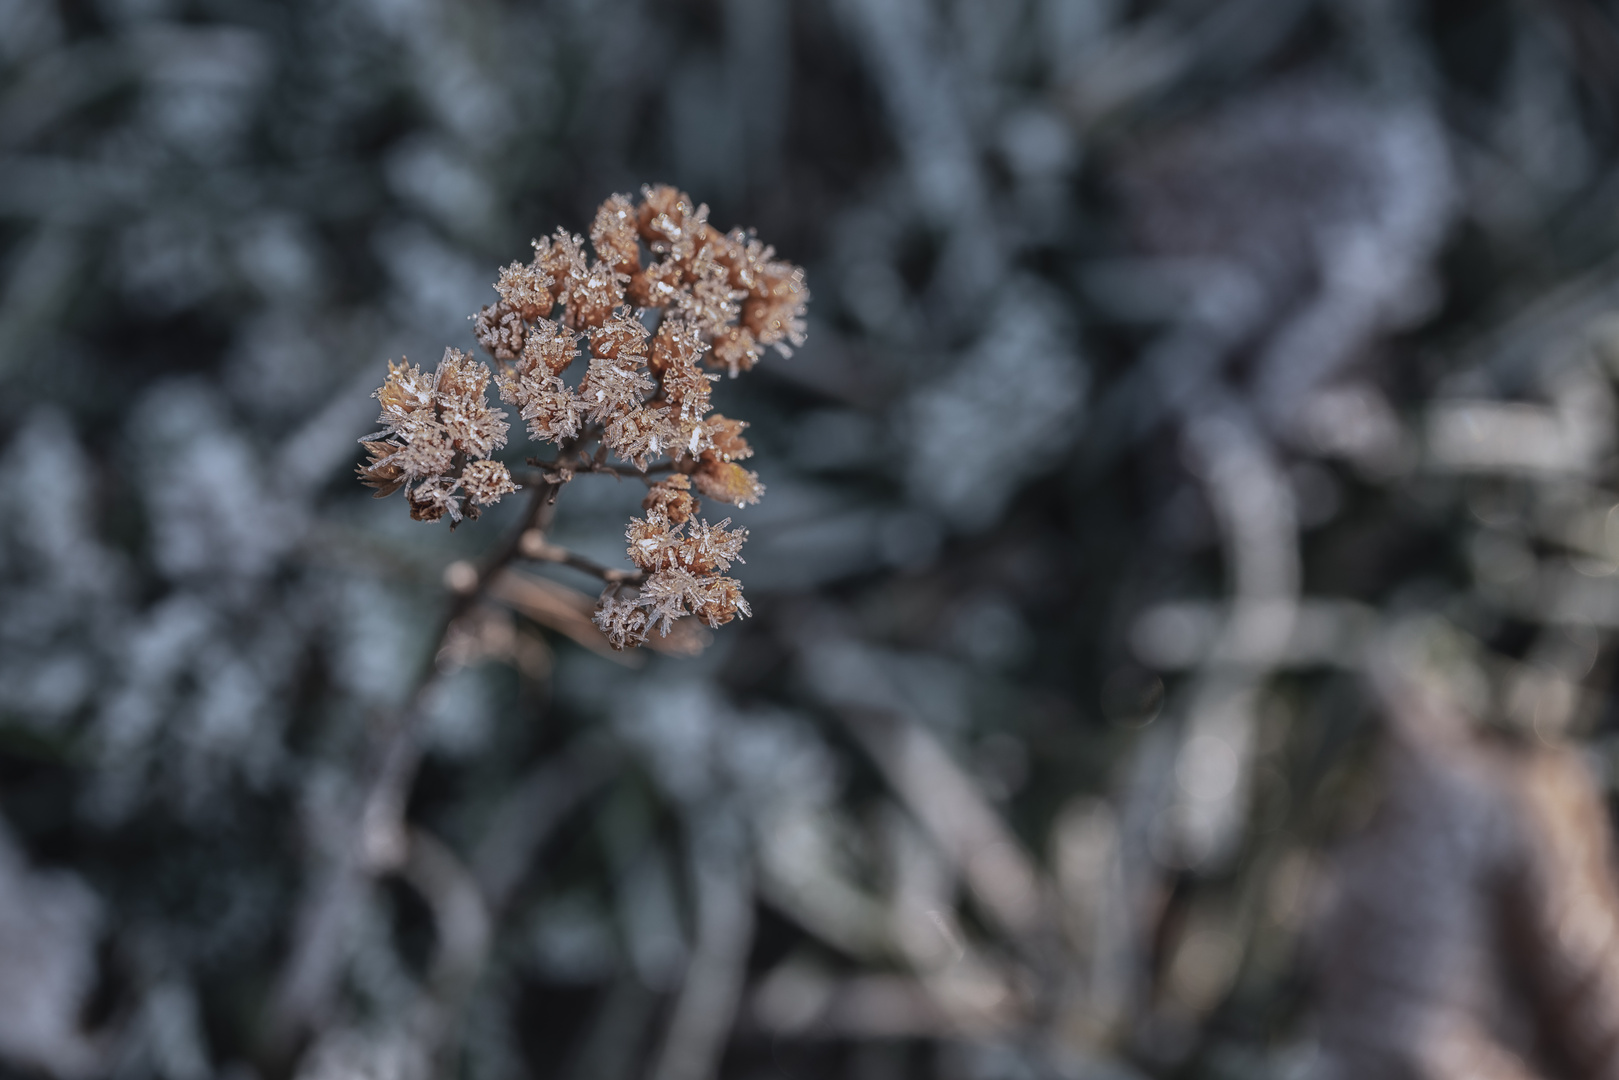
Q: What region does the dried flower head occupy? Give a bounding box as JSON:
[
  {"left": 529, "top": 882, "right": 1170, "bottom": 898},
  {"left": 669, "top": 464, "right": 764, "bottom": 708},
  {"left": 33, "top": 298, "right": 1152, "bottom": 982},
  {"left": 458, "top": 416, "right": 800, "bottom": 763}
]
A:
[
  {"left": 360, "top": 184, "right": 807, "bottom": 646},
  {"left": 359, "top": 352, "right": 514, "bottom": 524}
]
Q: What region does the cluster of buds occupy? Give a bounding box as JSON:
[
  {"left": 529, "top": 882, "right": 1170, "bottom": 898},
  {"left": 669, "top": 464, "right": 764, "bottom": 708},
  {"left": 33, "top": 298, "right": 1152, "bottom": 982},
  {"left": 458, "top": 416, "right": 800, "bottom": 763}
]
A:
[
  {"left": 484, "top": 184, "right": 806, "bottom": 481},
  {"left": 358, "top": 185, "right": 808, "bottom": 648},
  {"left": 358, "top": 350, "right": 517, "bottom": 523},
  {"left": 595, "top": 474, "right": 752, "bottom": 649}
]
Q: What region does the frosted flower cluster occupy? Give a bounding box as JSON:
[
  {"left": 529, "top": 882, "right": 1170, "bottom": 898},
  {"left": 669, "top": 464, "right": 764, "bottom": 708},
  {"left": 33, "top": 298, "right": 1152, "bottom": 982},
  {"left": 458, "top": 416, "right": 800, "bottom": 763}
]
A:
[
  {"left": 359, "top": 185, "right": 809, "bottom": 648},
  {"left": 357, "top": 351, "right": 516, "bottom": 523},
  {"left": 597, "top": 474, "right": 752, "bottom": 649},
  {"left": 483, "top": 184, "right": 807, "bottom": 473}
]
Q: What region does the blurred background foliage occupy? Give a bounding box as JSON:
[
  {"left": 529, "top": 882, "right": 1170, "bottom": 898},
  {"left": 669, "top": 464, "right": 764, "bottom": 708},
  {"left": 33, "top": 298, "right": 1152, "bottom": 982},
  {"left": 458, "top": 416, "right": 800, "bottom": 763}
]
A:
[{"left": 6, "top": 0, "right": 1619, "bottom": 1077}]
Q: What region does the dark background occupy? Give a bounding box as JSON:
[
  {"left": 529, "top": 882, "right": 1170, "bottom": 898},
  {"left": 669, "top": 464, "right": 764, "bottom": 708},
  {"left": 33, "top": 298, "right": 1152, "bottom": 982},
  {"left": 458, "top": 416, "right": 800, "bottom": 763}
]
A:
[{"left": 3, "top": 0, "right": 1619, "bottom": 1077}]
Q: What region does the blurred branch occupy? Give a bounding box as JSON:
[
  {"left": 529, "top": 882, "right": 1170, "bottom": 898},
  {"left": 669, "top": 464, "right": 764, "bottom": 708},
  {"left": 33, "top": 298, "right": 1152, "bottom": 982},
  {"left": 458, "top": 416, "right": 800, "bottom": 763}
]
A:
[{"left": 648, "top": 824, "right": 754, "bottom": 1080}]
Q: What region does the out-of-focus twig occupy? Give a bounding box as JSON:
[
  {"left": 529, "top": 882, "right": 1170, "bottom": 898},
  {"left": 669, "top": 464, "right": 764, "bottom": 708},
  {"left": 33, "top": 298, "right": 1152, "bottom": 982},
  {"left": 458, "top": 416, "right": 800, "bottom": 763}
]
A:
[{"left": 648, "top": 826, "right": 754, "bottom": 1080}]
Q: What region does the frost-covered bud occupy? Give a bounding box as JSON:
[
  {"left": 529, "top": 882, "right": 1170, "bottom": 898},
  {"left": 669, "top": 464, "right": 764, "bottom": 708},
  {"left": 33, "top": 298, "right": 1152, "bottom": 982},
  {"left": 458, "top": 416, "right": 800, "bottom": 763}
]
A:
[
  {"left": 580, "top": 315, "right": 656, "bottom": 430},
  {"left": 699, "top": 415, "right": 752, "bottom": 462},
  {"left": 474, "top": 303, "right": 527, "bottom": 361},
  {"left": 462, "top": 459, "right": 518, "bottom": 507},
  {"left": 589, "top": 309, "right": 650, "bottom": 362},
  {"left": 693, "top": 461, "right": 764, "bottom": 507},
  {"left": 591, "top": 193, "right": 641, "bottom": 274},
  {"left": 593, "top": 589, "right": 652, "bottom": 649},
  {"left": 690, "top": 574, "right": 750, "bottom": 628},
  {"left": 535, "top": 230, "right": 587, "bottom": 300},
  {"left": 642, "top": 474, "right": 697, "bottom": 524},
  {"left": 390, "top": 417, "right": 455, "bottom": 480},
  {"left": 626, "top": 515, "right": 674, "bottom": 570},
  {"left": 629, "top": 256, "right": 684, "bottom": 309},
  {"left": 506, "top": 373, "right": 584, "bottom": 445},
  {"left": 648, "top": 319, "right": 705, "bottom": 375},
  {"left": 602, "top": 403, "right": 678, "bottom": 470},
  {"left": 743, "top": 261, "right": 809, "bottom": 355},
  {"left": 676, "top": 518, "right": 747, "bottom": 574},
  {"left": 707, "top": 228, "right": 759, "bottom": 292},
  {"left": 359, "top": 351, "right": 513, "bottom": 525},
  {"left": 564, "top": 261, "right": 628, "bottom": 330},
  {"left": 674, "top": 256, "right": 745, "bottom": 339},
  {"left": 495, "top": 259, "right": 554, "bottom": 320},
  {"left": 637, "top": 184, "right": 702, "bottom": 246},
  {"left": 709, "top": 325, "right": 761, "bottom": 376},
  {"left": 436, "top": 349, "right": 509, "bottom": 458},
  {"left": 496, "top": 319, "right": 585, "bottom": 445},
  {"left": 659, "top": 350, "right": 717, "bottom": 423}
]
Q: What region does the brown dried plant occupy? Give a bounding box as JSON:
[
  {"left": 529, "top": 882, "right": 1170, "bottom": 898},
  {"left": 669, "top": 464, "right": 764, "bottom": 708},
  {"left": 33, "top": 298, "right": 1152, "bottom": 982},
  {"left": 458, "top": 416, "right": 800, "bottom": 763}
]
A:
[{"left": 358, "top": 185, "right": 808, "bottom": 649}]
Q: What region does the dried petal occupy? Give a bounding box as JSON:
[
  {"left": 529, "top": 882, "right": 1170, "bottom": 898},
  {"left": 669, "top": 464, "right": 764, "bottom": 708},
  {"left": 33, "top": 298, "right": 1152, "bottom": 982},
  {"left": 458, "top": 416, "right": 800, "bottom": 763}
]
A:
[{"left": 357, "top": 439, "right": 405, "bottom": 497}]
